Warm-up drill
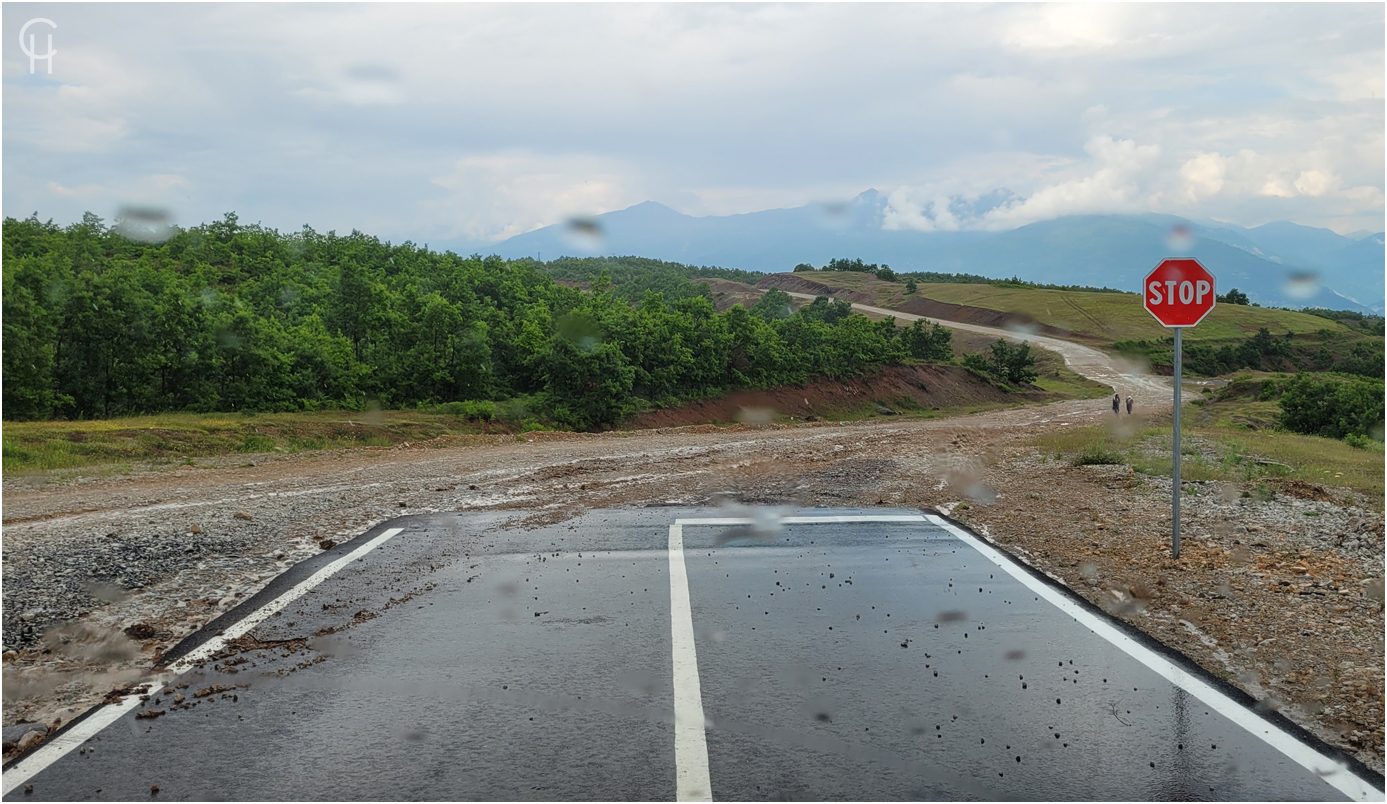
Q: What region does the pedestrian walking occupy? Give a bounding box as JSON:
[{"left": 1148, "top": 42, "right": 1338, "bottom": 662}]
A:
[
  {"left": 1112, "top": 393, "right": 1121, "bottom": 415},
  {"left": 1125, "top": 395, "right": 1133, "bottom": 415}
]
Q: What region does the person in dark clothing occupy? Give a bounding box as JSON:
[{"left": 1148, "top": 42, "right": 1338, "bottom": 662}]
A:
[
  {"left": 1125, "top": 395, "right": 1134, "bottom": 415},
  {"left": 1112, "top": 393, "right": 1121, "bottom": 415}
]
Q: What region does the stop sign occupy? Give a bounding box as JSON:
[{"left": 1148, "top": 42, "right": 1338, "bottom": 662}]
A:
[{"left": 1143, "top": 258, "right": 1216, "bottom": 327}]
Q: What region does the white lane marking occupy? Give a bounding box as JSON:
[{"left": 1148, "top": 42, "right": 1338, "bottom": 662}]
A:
[
  {"left": 926, "top": 514, "right": 1383, "bottom": 803},
  {"left": 667, "top": 513, "right": 925, "bottom": 801},
  {"left": 0, "top": 526, "right": 405, "bottom": 797},
  {"left": 675, "top": 515, "right": 926, "bottom": 526},
  {"left": 0, "top": 695, "right": 142, "bottom": 796},
  {"left": 167, "top": 527, "right": 404, "bottom": 671},
  {"left": 668, "top": 523, "right": 713, "bottom": 802}
]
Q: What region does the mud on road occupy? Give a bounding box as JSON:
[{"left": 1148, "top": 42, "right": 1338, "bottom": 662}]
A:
[{"left": 3, "top": 391, "right": 1382, "bottom": 773}]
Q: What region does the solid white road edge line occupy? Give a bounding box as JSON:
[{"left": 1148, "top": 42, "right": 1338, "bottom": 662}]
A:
[
  {"left": 668, "top": 523, "right": 713, "bottom": 802},
  {"left": 926, "top": 513, "right": 1383, "bottom": 803},
  {"left": 0, "top": 526, "right": 406, "bottom": 798}
]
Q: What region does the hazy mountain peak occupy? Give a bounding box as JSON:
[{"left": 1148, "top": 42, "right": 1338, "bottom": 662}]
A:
[
  {"left": 483, "top": 194, "right": 1381, "bottom": 313},
  {"left": 621, "top": 200, "right": 684, "bottom": 216}
]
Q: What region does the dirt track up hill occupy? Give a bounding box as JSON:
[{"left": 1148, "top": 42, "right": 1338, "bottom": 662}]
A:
[{"left": 756, "top": 273, "right": 1094, "bottom": 342}]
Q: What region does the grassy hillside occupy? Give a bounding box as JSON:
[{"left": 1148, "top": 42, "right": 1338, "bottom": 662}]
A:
[{"left": 790, "top": 270, "right": 1361, "bottom": 344}]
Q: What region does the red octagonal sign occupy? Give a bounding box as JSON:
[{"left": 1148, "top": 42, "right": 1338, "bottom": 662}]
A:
[{"left": 1143, "top": 258, "right": 1216, "bottom": 328}]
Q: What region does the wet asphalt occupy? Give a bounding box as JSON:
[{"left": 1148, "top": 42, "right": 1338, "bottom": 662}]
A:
[{"left": 3, "top": 508, "right": 1377, "bottom": 801}]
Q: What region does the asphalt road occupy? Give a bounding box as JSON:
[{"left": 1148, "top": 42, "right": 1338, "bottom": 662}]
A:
[{"left": 3, "top": 508, "right": 1380, "bottom": 801}]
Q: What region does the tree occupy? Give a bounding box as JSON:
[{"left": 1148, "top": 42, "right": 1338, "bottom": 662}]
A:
[
  {"left": 799, "top": 295, "right": 853, "bottom": 324},
  {"left": 330, "top": 259, "right": 385, "bottom": 361},
  {"left": 1279, "top": 373, "right": 1384, "bottom": 440},
  {"left": 964, "top": 339, "right": 1037, "bottom": 385},
  {"left": 992, "top": 339, "right": 1038, "bottom": 384},
  {"left": 543, "top": 339, "right": 636, "bottom": 430},
  {"left": 1337, "top": 341, "right": 1385, "bottom": 378},
  {"left": 1, "top": 214, "right": 935, "bottom": 425},
  {"left": 1218, "top": 288, "right": 1250, "bottom": 305},
  {"left": 904, "top": 318, "right": 951, "bottom": 361},
  {"left": 792, "top": 263, "right": 815, "bottom": 273},
  {"left": 904, "top": 279, "right": 918, "bottom": 294},
  {"left": 1312, "top": 346, "right": 1335, "bottom": 371},
  {"left": 750, "top": 288, "right": 793, "bottom": 322}
]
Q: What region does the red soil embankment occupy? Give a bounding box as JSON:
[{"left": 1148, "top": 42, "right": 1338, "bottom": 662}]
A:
[{"left": 627, "top": 363, "right": 1040, "bottom": 429}]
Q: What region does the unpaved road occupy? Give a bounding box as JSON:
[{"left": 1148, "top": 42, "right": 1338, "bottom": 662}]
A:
[
  {"left": 3, "top": 309, "right": 1382, "bottom": 774},
  {"left": 780, "top": 289, "right": 1170, "bottom": 399}
]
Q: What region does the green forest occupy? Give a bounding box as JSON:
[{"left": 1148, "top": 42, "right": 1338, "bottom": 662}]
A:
[{"left": 2, "top": 214, "right": 955, "bottom": 430}]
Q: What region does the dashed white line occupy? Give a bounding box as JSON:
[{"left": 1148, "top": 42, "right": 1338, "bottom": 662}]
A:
[{"left": 0, "top": 526, "right": 405, "bottom": 797}]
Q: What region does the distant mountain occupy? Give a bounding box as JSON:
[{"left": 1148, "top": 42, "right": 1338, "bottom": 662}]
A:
[
  {"left": 1227, "top": 222, "right": 1385, "bottom": 308},
  {"left": 456, "top": 191, "right": 1382, "bottom": 313}
]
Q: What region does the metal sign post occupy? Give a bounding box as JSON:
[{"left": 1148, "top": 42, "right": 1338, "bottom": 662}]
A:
[
  {"left": 1172, "top": 327, "right": 1182, "bottom": 560},
  {"left": 1142, "top": 257, "right": 1215, "bottom": 563}
]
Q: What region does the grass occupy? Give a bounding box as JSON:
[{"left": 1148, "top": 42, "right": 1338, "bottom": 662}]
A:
[
  {"left": 1028, "top": 397, "right": 1384, "bottom": 504},
  {"left": 1074, "top": 447, "right": 1125, "bottom": 466},
  {"left": 0, "top": 410, "right": 501, "bottom": 475},
  {"left": 786, "top": 271, "right": 1361, "bottom": 346},
  {"left": 1028, "top": 347, "right": 1113, "bottom": 400}
]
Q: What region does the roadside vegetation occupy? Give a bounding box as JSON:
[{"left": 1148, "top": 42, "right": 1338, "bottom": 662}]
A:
[
  {"left": 1029, "top": 377, "right": 1385, "bottom": 504},
  {"left": 5, "top": 218, "right": 1106, "bottom": 475},
  {"left": 1114, "top": 327, "right": 1383, "bottom": 378},
  {"left": 3, "top": 215, "right": 970, "bottom": 432},
  {"left": 0, "top": 409, "right": 511, "bottom": 475}
]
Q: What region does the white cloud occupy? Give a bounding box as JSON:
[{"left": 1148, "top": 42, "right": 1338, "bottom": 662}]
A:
[
  {"left": 1293, "top": 169, "right": 1339, "bottom": 197},
  {"left": 1178, "top": 153, "right": 1226, "bottom": 202},
  {"left": 423, "top": 152, "right": 636, "bottom": 242},
  {"left": 2, "top": 3, "right": 1381, "bottom": 239},
  {"left": 978, "top": 136, "right": 1160, "bottom": 228},
  {"left": 1260, "top": 177, "right": 1296, "bottom": 199},
  {"left": 1001, "top": 4, "right": 1127, "bottom": 51},
  {"left": 47, "top": 180, "right": 102, "bottom": 197}
]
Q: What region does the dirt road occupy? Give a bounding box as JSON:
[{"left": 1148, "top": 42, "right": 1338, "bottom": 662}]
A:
[
  {"left": 3, "top": 312, "right": 1381, "bottom": 773},
  {"left": 780, "top": 289, "right": 1170, "bottom": 399}
]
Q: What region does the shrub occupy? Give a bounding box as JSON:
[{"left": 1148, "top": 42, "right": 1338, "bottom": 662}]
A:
[
  {"left": 1073, "top": 448, "right": 1124, "bottom": 466},
  {"left": 1344, "top": 433, "right": 1371, "bottom": 450},
  {"left": 1278, "top": 373, "right": 1385, "bottom": 440},
  {"left": 904, "top": 318, "right": 952, "bottom": 361}
]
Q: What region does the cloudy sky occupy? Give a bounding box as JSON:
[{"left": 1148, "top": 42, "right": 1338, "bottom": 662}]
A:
[{"left": 4, "top": 3, "right": 1383, "bottom": 244}]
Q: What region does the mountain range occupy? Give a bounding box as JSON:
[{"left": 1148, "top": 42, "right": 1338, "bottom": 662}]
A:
[{"left": 443, "top": 190, "right": 1384, "bottom": 313}]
